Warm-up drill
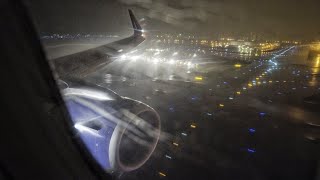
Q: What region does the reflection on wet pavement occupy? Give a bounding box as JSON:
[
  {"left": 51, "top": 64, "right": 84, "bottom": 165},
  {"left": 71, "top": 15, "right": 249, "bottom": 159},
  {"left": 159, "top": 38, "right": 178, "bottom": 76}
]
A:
[{"left": 84, "top": 46, "right": 319, "bottom": 180}]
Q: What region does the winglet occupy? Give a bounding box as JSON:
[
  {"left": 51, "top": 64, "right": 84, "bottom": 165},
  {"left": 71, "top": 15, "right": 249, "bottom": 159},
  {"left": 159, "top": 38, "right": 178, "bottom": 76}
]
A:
[{"left": 128, "top": 9, "right": 143, "bottom": 36}]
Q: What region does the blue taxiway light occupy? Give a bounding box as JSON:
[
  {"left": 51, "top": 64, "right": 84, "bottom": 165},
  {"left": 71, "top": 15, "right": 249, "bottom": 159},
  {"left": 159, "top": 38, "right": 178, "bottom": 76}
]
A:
[
  {"left": 249, "top": 128, "right": 256, "bottom": 133},
  {"left": 259, "top": 112, "right": 266, "bottom": 116},
  {"left": 247, "top": 148, "right": 256, "bottom": 153}
]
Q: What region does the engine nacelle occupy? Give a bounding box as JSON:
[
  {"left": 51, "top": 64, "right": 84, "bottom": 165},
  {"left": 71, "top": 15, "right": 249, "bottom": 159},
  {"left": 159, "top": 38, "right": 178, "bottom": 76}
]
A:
[{"left": 59, "top": 80, "right": 161, "bottom": 172}]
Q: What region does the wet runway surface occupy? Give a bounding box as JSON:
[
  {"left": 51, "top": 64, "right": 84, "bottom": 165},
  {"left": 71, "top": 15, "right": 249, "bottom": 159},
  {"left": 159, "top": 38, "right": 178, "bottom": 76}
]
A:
[{"left": 54, "top": 44, "right": 320, "bottom": 179}]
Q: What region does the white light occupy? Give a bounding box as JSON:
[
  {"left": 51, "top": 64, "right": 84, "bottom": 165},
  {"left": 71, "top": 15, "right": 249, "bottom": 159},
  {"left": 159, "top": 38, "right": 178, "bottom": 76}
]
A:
[
  {"left": 74, "top": 123, "right": 103, "bottom": 138},
  {"left": 120, "top": 54, "right": 127, "bottom": 59},
  {"left": 193, "top": 53, "right": 197, "bottom": 58},
  {"left": 153, "top": 58, "right": 159, "bottom": 64},
  {"left": 173, "top": 52, "right": 178, "bottom": 56},
  {"left": 181, "top": 132, "right": 187, "bottom": 136},
  {"left": 63, "top": 88, "right": 113, "bottom": 101},
  {"left": 169, "top": 59, "right": 175, "bottom": 64},
  {"left": 129, "top": 50, "right": 137, "bottom": 54},
  {"left": 130, "top": 56, "right": 139, "bottom": 61}
]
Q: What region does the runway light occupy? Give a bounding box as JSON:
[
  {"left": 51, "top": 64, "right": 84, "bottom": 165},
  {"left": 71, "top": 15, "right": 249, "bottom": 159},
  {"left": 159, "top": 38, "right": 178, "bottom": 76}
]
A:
[
  {"left": 219, "top": 103, "right": 224, "bottom": 107},
  {"left": 181, "top": 132, "right": 188, "bottom": 136},
  {"left": 190, "top": 124, "right": 197, "bottom": 128},
  {"left": 236, "top": 91, "right": 241, "bottom": 95},
  {"left": 234, "top": 64, "right": 242, "bottom": 68},
  {"left": 194, "top": 76, "right": 203, "bottom": 81},
  {"left": 159, "top": 172, "right": 167, "bottom": 177},
  {"left": 268, "top": 80, "right": 273, "bottom": 83},
  {"left": 256, "top": 77, "right": 260, "bottom": 80},
  {"left": 131, "top": 55, "right": 140, "bottom": 61},
  {"left": 257, "top": 81, "right": 261, "bottom": 85},
  {"left": 248, "top": 83, "right": 253, "bottom": 87},
  {"left": 172, "top": 142, "right": 179, "bottom": 146}
]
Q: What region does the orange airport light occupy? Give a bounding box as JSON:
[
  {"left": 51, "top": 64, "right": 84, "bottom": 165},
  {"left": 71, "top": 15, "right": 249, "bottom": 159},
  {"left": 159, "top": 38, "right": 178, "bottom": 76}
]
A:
[
  {"left": 159, "top": 172, "right": 167, "bottom": 177},
  {"left": 172, "top": 142, "right": 179, "bottom": 146}
]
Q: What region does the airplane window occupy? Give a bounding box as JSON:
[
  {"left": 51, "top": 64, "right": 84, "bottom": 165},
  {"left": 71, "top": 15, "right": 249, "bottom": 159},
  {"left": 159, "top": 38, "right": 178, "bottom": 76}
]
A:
[{"left": 24, "top": 0, "right": 320, "bottom": 179}]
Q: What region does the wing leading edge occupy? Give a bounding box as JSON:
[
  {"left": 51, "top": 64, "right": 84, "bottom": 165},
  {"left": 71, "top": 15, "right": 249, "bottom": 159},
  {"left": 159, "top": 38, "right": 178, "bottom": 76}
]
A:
[{"left": 52, "top": 9, "right": 145, "bottom": 79}]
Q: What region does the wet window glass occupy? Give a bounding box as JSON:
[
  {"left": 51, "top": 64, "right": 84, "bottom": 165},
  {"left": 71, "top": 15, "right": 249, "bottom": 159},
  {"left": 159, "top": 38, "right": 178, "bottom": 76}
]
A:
[{"left": 25, "top": 0, "right": 320, "bottom": 179}]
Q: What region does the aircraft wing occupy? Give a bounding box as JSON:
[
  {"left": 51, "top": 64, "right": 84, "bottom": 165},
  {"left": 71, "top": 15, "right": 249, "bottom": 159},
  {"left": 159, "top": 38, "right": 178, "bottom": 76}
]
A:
[{"left": 51, "top": 9, "right": 145, "bottom": 79}]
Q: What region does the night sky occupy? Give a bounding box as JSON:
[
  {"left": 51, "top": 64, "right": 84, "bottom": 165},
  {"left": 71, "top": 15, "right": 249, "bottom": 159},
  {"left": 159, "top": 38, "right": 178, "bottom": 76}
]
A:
[{"left": 25, "top": 0, "right": 320, "bottom": 39}]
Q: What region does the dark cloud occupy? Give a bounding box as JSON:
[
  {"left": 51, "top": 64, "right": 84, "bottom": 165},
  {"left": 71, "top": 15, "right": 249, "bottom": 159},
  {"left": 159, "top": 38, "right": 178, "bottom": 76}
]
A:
[
  {"left": 25, "top": 0, "right": 320, "bottom": 39},
  {"left": 117, "top": 0, "right": 320, "bottom": 39},
  {"left": 118, "top": 0, "right": 224, "bottom": 29}
]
